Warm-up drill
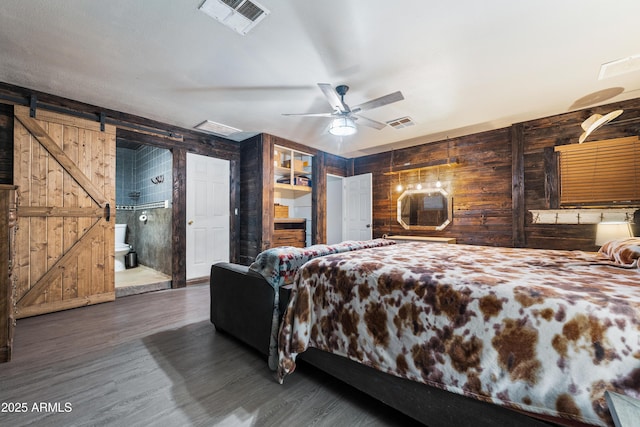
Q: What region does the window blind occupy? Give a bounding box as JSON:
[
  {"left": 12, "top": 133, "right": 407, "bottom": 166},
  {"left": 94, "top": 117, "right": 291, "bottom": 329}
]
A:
[{"left": 554, "top": 136, "right": 639, "bottom": 206}]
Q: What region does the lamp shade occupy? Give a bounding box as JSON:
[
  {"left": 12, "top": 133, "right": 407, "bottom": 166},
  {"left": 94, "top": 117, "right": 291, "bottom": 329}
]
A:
[
  {"left": 329, "top": 117, "right": 357, "bottom": 136},
  {"left": 595, "top": 221, "right": 633, "bottom": 246}
]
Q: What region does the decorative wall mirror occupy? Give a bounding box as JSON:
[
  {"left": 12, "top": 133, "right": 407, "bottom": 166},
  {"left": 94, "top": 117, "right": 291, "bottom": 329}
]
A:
[{"left": 397, "top": 188, "right": 452, "bottom": 230}]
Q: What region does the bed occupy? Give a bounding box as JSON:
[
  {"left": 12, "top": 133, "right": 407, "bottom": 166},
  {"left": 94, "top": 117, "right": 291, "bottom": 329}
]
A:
[
  {"left": 210, "top": 238, "right": 640, "bottom": 427},
  {"left": 275, "top": 240, "right": 640, "bottom": 427}
]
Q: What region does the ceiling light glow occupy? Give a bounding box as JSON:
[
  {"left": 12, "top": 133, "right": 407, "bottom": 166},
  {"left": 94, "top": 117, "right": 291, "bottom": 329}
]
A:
[{"left": 329, "top": 117, "right": 357, "bottom": 136}]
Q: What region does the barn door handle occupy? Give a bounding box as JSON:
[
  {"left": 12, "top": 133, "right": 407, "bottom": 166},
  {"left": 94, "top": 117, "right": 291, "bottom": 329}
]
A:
[{"left": 105, "top": 203, "right": 111, "bottom": 222}]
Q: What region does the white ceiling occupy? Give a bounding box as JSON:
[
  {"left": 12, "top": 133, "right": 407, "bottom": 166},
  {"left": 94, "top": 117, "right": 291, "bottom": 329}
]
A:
[{"left": 2, "top": 0, "right": 640, "bottom": 158}]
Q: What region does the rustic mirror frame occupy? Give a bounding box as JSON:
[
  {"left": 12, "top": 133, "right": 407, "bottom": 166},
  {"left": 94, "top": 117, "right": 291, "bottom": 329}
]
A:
[{"left": 397, "top": 188, "right": 452, "bottom": 231}]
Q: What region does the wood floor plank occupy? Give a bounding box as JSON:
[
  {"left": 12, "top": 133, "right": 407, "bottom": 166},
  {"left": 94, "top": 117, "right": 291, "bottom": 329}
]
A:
[{"left": 0, "top": 285, "right": 421, "bottom": 427}]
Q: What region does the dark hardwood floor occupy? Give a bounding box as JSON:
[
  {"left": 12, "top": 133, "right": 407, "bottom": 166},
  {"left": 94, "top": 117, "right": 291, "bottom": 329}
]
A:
[{"left": 0, "top": 285, "right": 422, "bottom": 427}]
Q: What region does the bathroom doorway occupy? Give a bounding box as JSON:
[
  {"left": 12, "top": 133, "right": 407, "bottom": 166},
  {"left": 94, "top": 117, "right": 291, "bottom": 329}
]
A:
[{"left": 115, "top": 140, "right": 173, "bottom": 297}]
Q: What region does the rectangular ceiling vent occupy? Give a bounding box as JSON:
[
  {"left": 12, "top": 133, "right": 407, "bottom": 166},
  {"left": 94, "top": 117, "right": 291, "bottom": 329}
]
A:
[
  {"left": 199, "top": 0, "right": 270, "bottom": 35},
  {"left": 386, "top": 116, "right": 415, "bottom": 129},
  {"left": 598, "top": 54, "right": 640, "bottom": 80},
  {"left": 194, "top": 120, "right": 242, "bottom": 137}
]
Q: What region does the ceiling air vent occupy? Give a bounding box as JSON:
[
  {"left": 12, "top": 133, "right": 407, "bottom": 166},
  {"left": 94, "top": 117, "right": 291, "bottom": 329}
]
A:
[
  {"left": 194, "top": 120, "right": 242, "bottom": 137},
  {"left": 386, "top": 116, "right": 415, "bottom": 129},
  {"left": 199, "top": 0, "right": 270, "bottom": 35},
  {"left": 598, "top": 54, "right": 640, "bottom": 80}
]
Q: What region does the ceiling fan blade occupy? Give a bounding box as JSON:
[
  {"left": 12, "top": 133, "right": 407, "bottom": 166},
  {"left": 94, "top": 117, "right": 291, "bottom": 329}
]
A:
[
  {"left": 318, "top": 83, "right": 349, "bottom": 113},
  {"left": 282, "top": 112, "right": 335, "bottom": 117},
  {"left": 351, "top": 91, "right": 404, "bottom": 113},
  {"left": 353, "top": 115, "right": 387, "bottom": 130}
]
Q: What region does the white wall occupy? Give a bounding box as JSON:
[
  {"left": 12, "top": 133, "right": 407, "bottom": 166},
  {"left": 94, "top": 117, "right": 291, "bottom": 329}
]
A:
[{"left": 326, "top": 175, "right": 343, "bottom": 244}]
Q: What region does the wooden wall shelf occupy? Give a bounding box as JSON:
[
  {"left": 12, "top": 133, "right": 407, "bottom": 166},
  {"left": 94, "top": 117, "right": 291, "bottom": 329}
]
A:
[
  {"left": 274, "top": 183, "right": 312, "bottom": 193},
  {"left": 529, "top": 208, "right": 637, "bottom": 224},
  {"left": 383, "top": 157, "right": 459, "bottom": 175},
  {"left": 384, "top": 235, "right": 456, "bottom": 244},
  {"left": 274, "top": 217, "right": 306, "bottom": 224}
]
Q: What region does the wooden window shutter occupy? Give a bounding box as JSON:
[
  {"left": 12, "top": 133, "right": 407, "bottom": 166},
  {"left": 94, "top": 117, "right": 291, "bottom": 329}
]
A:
[{"left": 554, "top": 136, "right": 640, "bottom": 206}]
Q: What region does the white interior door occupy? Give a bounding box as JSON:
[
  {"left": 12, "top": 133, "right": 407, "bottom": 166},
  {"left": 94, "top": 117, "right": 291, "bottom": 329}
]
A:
[
  {"left": 186, "top": 153, "right": 230, "bottom": 280},
  {"left": 343, "top": 173, "right": 372, "bottom": 241}
]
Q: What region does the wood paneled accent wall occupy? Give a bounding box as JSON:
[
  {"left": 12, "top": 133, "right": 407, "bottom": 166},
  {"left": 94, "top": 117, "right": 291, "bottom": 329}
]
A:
[
  {"left": 0, "top": 82, "right": 241, "bottom": 288},
  {"left": 520, "top": 98, "right": 640, "bottom": 251},
  {"left": 239, "top": 134, "right": 268, "bottom": 265},
  {"left": 354, "top": 129, "right": 514, "bottom": 247},
  {"left": 0, "top": 104, "right": 13, "bottom": 185},
  {"left": 354, "top": 97, "right": 640, "bottom": 250}
]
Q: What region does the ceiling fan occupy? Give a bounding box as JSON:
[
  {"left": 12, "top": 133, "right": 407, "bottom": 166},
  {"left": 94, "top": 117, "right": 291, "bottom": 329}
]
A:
[{"left": 283, "top": 83, "right": 404, "bottom": 136}]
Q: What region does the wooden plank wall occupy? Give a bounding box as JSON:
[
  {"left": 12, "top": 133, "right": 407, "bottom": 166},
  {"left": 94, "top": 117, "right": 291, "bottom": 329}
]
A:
[
  {"left": 325, "top": 151, "right": 350, "bottom": 177},
  {"left": 0, "top": 82, "right": 241, "bottom": 288},
  {"left": 521, "top": 98, "right": 640, "bottom": 251},
  {"left": 0, "top": 104, "right": 13, "bottom": 184},
  {"left": 239, "top": 135, "right": 266, "bottom": 265},
  {"left": 354, "top": 97, "right": 640, "bottom": 250},
  {"left": 354, "top": 128, "right": 514, "bottom": 247}
]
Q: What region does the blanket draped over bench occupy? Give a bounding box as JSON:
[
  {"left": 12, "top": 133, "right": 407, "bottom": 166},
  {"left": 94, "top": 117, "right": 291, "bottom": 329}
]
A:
[
  {"left": 248, "top": 238, "right": 396, "bottom": 368},
  {"left": 277, "top": 242, "right": 640, "bottom": 427}
]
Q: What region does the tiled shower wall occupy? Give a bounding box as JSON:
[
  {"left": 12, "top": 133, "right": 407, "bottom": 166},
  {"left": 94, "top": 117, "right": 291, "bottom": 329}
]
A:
[
  {"left": 116, "top": 145, "right": 173, "bottom": 276},
  {"left": 116, "top": 145, "right": 173, "bottom": 206}
]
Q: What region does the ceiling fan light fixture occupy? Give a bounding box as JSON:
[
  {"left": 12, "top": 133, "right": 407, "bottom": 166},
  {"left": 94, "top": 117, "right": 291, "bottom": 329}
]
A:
[{"left": 329, "top": 117, "right": 357, "bottom": 136}]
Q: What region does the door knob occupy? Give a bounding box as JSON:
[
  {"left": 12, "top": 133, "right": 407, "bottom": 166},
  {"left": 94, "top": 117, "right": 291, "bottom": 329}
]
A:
[
  {"left": 366, "top": 224, "right": 371, "bottom": 228},
  {"left": 188, "top": 220, "right": 194, "bottom": 225}
]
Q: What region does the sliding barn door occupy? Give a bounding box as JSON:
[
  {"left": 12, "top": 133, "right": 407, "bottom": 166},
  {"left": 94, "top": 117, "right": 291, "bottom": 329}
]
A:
[{"left": 13, "top": 106, "right": 116, "bottom": 319}]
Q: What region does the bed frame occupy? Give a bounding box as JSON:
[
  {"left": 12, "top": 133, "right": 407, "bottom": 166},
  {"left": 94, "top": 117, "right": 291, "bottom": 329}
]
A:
[{"left": 210, "top": 262, "right": 573, "bottom": 427}]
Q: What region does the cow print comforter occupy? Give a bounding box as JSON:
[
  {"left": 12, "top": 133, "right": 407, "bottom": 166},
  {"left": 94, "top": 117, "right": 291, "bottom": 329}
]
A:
[{"left": 277, "top": 242, "right": 640, "bottom": 426}]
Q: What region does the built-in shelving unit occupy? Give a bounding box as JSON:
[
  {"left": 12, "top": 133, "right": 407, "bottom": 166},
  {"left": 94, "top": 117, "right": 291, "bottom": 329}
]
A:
[
  {"left": 274, "top": 146, "right": 313, "bottom": 193},
  {"left": 273, "top": 145, "right": 313, "bottom": 247}
]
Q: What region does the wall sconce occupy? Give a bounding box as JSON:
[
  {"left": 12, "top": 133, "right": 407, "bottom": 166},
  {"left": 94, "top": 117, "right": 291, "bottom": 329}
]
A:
[
  {"left": 595, "top": 221, "right": 634, "bottom": 246},
  {"left": 396, "top": 172, "right": 403, "bottom": 192}
]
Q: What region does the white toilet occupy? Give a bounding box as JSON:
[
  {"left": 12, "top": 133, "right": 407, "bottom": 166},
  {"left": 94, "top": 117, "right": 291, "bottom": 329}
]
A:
[{"left": 115, "top": 224, "right": 130, "bottom": 272}]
